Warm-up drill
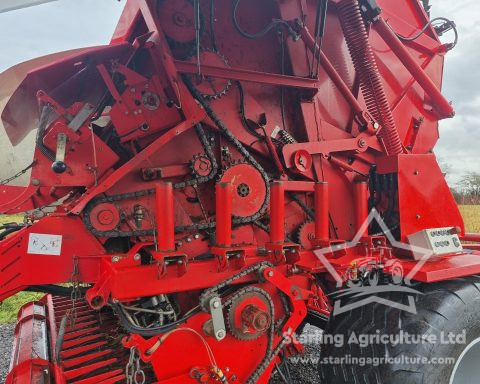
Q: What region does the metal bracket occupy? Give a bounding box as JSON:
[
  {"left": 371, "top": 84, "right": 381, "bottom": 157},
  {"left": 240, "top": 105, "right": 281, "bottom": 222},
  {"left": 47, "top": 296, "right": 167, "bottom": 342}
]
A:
[
  {"left": 68, "top": 103, "right": 95, "bottom": 132},
  {"left": 360, "top": 0, "right": 382, "bottom": 21},
  {"left": 55, "top": 133, "right": 67, "bottom": 163},
  {"left": 209, "top": 297, "right": 226, "bottom": 341},
  {"left": 51, "top": 132, "right": 68, "bottom": 173}
]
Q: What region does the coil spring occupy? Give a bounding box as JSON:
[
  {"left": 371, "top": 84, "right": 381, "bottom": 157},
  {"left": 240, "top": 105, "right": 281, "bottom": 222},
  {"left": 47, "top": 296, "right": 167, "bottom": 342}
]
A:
[{"left": 337, "top": 0, "right": 403, "bottom": 155}]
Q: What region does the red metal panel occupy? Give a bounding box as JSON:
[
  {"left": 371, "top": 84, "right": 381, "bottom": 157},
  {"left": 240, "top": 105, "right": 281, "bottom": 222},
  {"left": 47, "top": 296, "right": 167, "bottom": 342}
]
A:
[
  {"left": 0, "top": 216, "right": 105, "bottom": 301},
  {"left": 378, "top": 154, "right": 465, "bottom": 241},
  {"left": 401, "top": 252, "right": 480, "bottom": 282}
]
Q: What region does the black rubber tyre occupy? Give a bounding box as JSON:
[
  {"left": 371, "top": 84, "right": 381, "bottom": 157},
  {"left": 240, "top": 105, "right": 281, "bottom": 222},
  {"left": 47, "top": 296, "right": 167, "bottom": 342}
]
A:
[{"left": 319, "top": 276, "right": 480, "bottom": 384}]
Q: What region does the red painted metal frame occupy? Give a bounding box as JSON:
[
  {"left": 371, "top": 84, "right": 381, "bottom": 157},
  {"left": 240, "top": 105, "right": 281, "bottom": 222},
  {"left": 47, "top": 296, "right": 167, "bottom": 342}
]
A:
[
  {"left": 374, "top": 17, "right": 455, "bottom": 118},
  {"left": 0, "top": 0, "right": 478, "bottom": 382}
]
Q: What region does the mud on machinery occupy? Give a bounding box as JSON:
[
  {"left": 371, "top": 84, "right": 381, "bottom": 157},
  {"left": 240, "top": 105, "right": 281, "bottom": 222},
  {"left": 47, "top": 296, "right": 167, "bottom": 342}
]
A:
[{"left": 1, "top": 0, "right": 479, "bottom": 383}]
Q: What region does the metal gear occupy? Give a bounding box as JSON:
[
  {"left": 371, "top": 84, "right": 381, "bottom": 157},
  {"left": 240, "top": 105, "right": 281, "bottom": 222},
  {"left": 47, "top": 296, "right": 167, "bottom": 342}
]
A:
[
  {"left": 297, "top": 221, "right": 316, "bottom": 250},
  {"left": 188, "top": 50, "right": 232, "bottom": 100},
  {"left": 191, "top": 153, "right": 213, "bottom": 177},
  {"left": 227, "top": 291, "right": 272, "bottom": 341},
  {"left": 218, "top": 161, "right": 267, "bottom": 218}
]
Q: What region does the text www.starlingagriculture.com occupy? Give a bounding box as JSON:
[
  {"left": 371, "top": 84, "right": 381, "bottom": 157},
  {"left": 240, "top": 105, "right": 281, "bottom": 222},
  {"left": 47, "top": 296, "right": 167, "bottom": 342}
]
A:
[{"left": 289, "top": 355, "right": 456, "bottom": 367}]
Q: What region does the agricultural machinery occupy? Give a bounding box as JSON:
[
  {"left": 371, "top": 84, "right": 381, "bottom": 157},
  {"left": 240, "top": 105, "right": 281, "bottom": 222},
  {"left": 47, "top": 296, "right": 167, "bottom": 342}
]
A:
[{"left": 1, "top": 0, "right": 479, "bottom": 383}]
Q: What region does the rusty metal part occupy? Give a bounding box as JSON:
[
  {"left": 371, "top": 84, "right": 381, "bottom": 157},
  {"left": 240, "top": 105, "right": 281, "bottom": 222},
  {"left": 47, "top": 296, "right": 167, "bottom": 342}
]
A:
[{"left": 227, "top": 291, "right": 272, "bottom": 341}]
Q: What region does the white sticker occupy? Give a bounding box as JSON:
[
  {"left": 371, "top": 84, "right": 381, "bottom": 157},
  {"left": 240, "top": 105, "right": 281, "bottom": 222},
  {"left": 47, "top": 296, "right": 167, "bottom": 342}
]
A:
[{"left": 27, "top": 233, "right": 62, "bottom": 256}]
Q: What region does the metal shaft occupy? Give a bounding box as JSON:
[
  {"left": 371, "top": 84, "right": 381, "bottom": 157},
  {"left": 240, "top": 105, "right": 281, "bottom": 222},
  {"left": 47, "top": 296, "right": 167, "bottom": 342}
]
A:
[
  {"left": 156, "top": 182, "right": 175, "bottom": 251},
  {"left": 374, "top": 17, "right": 454, "bottom": 118},
  {"left": 216, "top": 182, "right": 233, "bottom": 247},
  {"left": 353, "top": 181, "right": 369, "bottom": 237},
  {"left": 315, "top": 182, "right": 329, "bottom": 241},
  {"left": 270, "top": 181, "right": 285, "bottom": 243}
]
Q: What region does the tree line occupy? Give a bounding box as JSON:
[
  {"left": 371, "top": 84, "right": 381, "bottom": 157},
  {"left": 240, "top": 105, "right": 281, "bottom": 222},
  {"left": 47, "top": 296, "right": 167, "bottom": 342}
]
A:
[{"left": 451, "top": 173, "right": 480, "bottom": 205}]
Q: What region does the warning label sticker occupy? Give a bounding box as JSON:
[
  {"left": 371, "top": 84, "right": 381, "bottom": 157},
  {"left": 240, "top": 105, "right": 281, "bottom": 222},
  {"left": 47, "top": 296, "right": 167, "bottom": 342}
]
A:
[{"left": 27, "top": 233, "right": 62, "bottom": 256}]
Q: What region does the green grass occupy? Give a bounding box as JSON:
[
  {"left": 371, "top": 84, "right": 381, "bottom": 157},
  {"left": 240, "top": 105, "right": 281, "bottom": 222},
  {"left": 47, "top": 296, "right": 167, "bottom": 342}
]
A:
[
  {"left": 0, "top": 215, "right": 23, "bottom": 225},
  {"left": 0, "top": 292, "right": 43, "bottom": 323}
]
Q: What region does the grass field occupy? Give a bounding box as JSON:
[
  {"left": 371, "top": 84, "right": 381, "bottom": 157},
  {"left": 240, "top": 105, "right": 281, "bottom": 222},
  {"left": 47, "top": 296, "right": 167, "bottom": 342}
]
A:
[
  {"left": 459, "top": 205, "right": 480, "bottom": 233},
  {"left": 0, "top": 207, "right": 479, "bottom": 323}
]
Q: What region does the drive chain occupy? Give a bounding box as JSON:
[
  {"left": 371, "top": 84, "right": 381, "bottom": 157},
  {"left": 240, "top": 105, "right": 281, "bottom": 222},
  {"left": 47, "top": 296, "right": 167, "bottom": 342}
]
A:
[{"left": 83, "top": 80, "right": 271, "bottom": 238}]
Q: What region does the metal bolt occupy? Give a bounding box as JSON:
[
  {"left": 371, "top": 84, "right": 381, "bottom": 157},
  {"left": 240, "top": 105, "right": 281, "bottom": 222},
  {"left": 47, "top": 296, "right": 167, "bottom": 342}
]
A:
[
  {"left": 414, "top": 170, "right": 419, "bottom": 175},
  {"left": 186, "top": 237, "right": 192, "bottom": 243},
  {"left": 134, "top": 253, "right": 141, "bottom": 261},
  {"left": 267, "top": 271, "right": 274, "bottom": 278},
  {"left": 194, "top": 234, "right": 200, "bottom": 239},
  {"left": 111, "top": 256, "right": 120, "bottom": 263},
  {"left": 213, "top": 299, "right": 221, "bottom": 309},
  {"left": 358, "top": 139, "right": 367, "bottom": 148},
  {"left": 31, "top": 178, "right": 40, "bottom": 186},
  {"left": 216, "top": 329, "right": 226, "bottom": 339},
  {"left": 177, "top": 260, "right": 183, "bottom": 265},
  {"left": 373, "top": 122, "right": 380, "bottom": 130},
  {"left": 416, "top": 214, "right": 421, "bottom": 219},
  {"left": 177, "top": 241, "right": 183, "bottom": 247}
]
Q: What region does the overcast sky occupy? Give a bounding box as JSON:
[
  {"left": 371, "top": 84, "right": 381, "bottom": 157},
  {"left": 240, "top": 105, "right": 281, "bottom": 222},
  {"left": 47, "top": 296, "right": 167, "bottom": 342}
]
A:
[
  {"left": 0, "top": 0, "right": 477, "bottom": 187},
  {"left": 430, "top": 0, "right": 480, "bottom": 185}
]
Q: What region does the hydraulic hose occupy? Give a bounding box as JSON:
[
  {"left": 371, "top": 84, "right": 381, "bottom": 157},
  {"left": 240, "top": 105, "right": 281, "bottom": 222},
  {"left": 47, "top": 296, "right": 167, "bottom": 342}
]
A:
[
  {"left": 111, "top": 302, "right": 200, "bottom": 337},
  {"left": 337, "top": 0, "right": 404, "bottom": 155}
]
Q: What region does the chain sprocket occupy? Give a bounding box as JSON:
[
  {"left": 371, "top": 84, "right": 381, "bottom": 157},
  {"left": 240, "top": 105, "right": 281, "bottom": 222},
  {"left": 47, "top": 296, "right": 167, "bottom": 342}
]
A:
[
  {"left": 191, "top": 153, "right": 213, "bottom": 177},
  {"left": 218, "top": 161, "right": 268, "bottom": 218},
  {"left": 227, "top": 291, "right": 272, "bottom": 341},
  {"left": 83, "top": 124, "right": 218, "bottom": 237},
  {"left": 297, "top": 221, "right": 316, "bottom": 250},
  {"left": 188, "top": 50, "right": 232, "bottom": 100}
]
